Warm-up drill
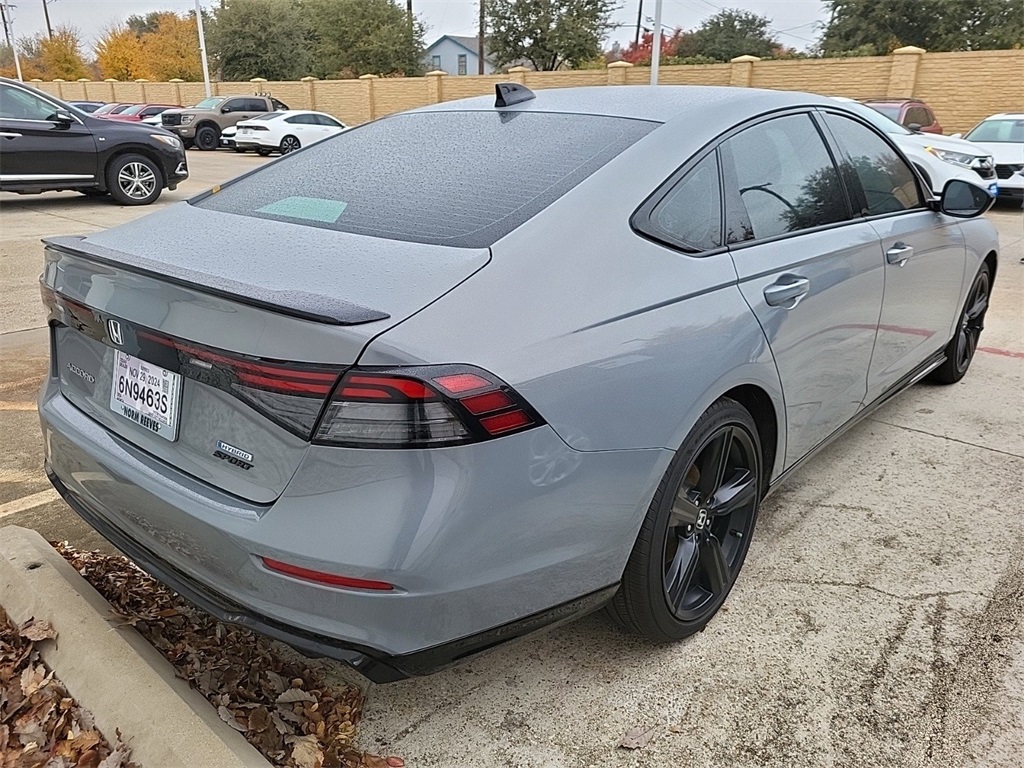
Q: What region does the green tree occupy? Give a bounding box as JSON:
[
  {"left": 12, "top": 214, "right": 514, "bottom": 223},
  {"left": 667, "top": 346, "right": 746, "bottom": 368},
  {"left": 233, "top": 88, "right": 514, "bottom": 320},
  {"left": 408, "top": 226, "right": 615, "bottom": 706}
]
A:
[
  {"left": 485, "top": 0, "right": 616, "bottom": 71},
  {"left": 689, "top": 9, "right": 779, "bottom": 61},
  {"left": 819, "top": 0, "right": 1024, "bottom": 56},
  {"left": 308, "top": 0, "right": 425, "bottom": 78},
  {"left": 210, "top": 0, "right": 315, "bottom": 80}
]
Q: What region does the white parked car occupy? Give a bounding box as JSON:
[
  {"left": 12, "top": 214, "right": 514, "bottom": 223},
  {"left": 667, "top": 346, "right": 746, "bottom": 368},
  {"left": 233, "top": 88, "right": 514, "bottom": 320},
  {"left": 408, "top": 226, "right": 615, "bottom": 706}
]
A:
[
  {"left": 234, "top": 110, "right": 347, "bottom": 156},
  {"left": 831, "top": 98, "right": 998, "bottom": 197},
  {"left": 955, "top": 113, "right": 1024, "bottom": 204}
]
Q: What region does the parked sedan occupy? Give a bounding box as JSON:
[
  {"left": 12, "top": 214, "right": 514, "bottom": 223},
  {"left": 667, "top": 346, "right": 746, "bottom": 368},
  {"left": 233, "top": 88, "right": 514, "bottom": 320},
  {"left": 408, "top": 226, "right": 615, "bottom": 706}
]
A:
[
  {"left": 234, "top": 110, "right": 346, "bottom": 155},
  {"left": 38, "top": 85, "right": 997, "bottom": 682},
  {"left": 831, "top": 98, "right": 997, "bottom": 196},
  {"left": 957, "top": 113, "right": 1024, "bottom": 202},
  {"left": 92, "top": 103, "right": 137, "bottom": 117},
  {"left": 69, "top": 100, "right": 105, "bottom": 113},
  {"left": 104, "top": 104, "right": 181, "bottom": 123}
]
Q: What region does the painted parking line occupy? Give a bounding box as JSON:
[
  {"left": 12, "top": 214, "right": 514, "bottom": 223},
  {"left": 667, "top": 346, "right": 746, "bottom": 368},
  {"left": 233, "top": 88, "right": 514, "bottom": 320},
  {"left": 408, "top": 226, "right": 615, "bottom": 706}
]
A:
[
  {"left": 0, "top": 402, "right": 37, "bottom": 411},
  {"left": 0, "top": 489, "right": 60, "bottom": 519},
  {"left": 979, "top": 346, "right": 1024, "bottom": 360}
]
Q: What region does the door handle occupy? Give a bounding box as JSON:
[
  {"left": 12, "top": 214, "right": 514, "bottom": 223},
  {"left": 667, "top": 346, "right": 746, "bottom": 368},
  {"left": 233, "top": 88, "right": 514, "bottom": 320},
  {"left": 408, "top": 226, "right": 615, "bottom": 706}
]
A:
[
  {"left": 0, "top": 132, "right": 22, "bottom": 139},
  {"left": 886, "top": 242, "right": 914, "bottom": 266},
  {"left": 763, "top": 276, "right": 810, "bottom": 308}
]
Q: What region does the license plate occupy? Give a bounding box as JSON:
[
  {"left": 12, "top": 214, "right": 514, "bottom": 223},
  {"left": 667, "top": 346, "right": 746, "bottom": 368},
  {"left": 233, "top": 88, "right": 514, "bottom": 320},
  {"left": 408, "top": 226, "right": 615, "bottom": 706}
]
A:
[
  {"left": 239, "top": 128, "right": 250, "bottom": 135},
  {"left": 109, "top": 350, "right": 182, "bottom": 441}
]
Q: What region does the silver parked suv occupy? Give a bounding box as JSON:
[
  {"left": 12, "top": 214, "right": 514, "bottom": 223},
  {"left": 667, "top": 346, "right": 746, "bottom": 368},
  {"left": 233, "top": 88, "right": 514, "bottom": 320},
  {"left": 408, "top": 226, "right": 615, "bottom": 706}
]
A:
[{"left": 40, "top": 85, "right": 998, "bottom": 681}]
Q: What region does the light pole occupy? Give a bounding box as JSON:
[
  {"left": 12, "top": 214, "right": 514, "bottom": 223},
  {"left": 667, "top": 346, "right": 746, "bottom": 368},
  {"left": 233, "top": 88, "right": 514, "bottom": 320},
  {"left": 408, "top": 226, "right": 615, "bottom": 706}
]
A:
[
  {"left": 650, "top": 0, "right": 663, "bottom": 85},
  {"left": 194, "top": 0, "right": 211, "bottom": 97},
  {"left": 41, "top": 0, "right": 52, "bottom": 39},
  {"left": 1, "top": 0, "right": 22, "bottom": 81}
]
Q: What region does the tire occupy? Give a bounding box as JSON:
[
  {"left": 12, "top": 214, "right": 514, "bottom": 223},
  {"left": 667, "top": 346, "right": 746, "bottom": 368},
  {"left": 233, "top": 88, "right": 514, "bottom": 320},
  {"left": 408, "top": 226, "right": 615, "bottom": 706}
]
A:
[
  {"left": 280, "top": 135, "right": 301, "bottom": 155},
  {"left": 182, "top": 139, "right": 194, "bottom": 150},
  {"left": 78, "top": 188, "right": 108, "bottom": 198},
  {"left": 194, "top": 124, "right": 220, "bottom": 151},
  {"left": 256, "top": 148, "right": 272, "bottom": 157},
  {"left": 929, "top": 263, "right": 991, "bottom": 384},
  {"left": 233, "top": 146, "right": 247, "bottom": 153},
  {"left": 106, "top": 154, "right": 162, "bottom": 206},
  {"left": 607, "top": 398, "right": 762, "bottom": 641}
]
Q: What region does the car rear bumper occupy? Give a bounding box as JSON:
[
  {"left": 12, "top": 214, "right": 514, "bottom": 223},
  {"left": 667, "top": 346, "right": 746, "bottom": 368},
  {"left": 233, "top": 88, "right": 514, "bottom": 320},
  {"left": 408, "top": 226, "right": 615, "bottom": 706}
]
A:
[
  {"left": 40, "top": 375, "right": 666, "bottom": 679},
  {"left": 235, "top": 138, "right": 274, "bottom": 149}
]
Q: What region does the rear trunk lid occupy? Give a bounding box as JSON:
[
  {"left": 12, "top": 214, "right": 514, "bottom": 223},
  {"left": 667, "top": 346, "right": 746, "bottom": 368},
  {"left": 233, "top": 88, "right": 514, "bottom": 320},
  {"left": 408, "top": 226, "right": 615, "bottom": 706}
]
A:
[{"left": 43, "top": 204, "right": 489, "bottom": 503}]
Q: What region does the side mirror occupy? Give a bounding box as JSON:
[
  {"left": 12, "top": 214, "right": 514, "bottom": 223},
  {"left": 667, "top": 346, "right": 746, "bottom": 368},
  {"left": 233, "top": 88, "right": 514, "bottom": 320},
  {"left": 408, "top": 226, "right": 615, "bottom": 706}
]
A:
[
  {"left": 938, "top": 179, "right": 993, "bottom": 218},
  {"left": 52, "top": 109, "right": 74, "bottom": 124},
  {"left": 221, "top": 106, "right": 231, "bottom": 113},
  {"left": 907, "top": 122, "right": 922, "bottom": 132},
  {"left": 950, "top": 133, "right": 963, "bottom": 139}
]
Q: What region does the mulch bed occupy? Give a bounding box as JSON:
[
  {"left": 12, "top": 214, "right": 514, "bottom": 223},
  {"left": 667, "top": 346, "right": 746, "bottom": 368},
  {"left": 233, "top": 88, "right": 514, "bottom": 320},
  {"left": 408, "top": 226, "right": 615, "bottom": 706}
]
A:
[{"left": 53, "top": 543, "right": 403, "bottom": 768}]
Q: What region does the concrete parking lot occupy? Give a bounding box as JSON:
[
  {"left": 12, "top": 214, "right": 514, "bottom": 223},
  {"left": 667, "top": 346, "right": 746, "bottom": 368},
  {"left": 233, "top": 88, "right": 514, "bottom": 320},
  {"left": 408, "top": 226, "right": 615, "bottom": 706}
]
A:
[{"left": 1, "top": 153, "right": 1022, "bottom": 767}]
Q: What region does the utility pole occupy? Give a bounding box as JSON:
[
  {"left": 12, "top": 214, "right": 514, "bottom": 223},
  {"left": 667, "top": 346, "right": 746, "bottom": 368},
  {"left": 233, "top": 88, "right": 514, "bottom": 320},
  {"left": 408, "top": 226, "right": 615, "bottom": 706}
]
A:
[
  {"left": 194, "top": 0, "right": 211, "bottom": 97},
  {"left": 634, "top": 0, "right": 643, "bottom": 47},
  {"left": 650, "top": 0, "right": 662, "bottom": 85},
  {"left": 477, "top": 0, "right": 484, "bottom": 74},
  {"left": 41, "top": 0, "right": 51, "bottom": 39},
  {"left": 1, "top": 0, "right": 22, "bottom": 81}
]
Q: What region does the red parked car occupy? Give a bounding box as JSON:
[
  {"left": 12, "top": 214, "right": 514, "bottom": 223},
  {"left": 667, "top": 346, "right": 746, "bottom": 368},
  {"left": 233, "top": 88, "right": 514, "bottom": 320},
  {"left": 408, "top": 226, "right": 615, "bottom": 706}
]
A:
[
  {"left": 103, "top": 103, "right": 181, "bottom": 122},
  {"left": 861, "top": 98, "right": 944, "bottom": 134}
]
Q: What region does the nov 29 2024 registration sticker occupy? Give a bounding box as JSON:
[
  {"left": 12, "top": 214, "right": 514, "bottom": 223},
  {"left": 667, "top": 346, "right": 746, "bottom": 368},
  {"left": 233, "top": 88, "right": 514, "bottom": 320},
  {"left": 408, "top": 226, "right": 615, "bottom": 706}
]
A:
[{"left": 109, "top": 349, "right": 182, "bottom": 441}]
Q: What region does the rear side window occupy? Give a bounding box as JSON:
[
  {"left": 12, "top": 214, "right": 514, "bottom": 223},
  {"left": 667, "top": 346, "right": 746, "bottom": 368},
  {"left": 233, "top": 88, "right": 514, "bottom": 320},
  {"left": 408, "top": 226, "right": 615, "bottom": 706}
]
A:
[
  {"left": 823, "top": 113, "right": 923, "bottom": 216},
  {"left": 195, "top": 111, "right": 656, "bottom": 247},
  {"left": 720, "top": 114, "right": 849, "bottom": 241},
  {"left": 246, "top": 99, "right": 269, "bottom": 112},
  {"left": 644, "top": 152, "right": 723, "bottom": 252}
]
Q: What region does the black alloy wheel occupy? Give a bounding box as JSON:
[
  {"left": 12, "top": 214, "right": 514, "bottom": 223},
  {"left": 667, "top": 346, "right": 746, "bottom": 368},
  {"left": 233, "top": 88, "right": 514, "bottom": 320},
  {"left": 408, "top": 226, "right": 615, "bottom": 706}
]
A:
[
  {"left": 930, "top": 263, "right": 991, "bottom": 384},
  {"left": 280, "top": 135, "right": 301, "bottom": 154},
  {"left": 608, "top": 398, "right": 762, "bottom": 641},
  {"left": 195, "top": 125, "right": 220, "bottom": 151}
]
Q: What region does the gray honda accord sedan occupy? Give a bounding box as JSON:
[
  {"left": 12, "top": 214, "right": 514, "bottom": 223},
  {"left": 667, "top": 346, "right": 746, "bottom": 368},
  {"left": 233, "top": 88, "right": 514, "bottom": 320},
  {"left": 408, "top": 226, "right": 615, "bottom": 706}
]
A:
[{"left": 39, "top": 85, "right": 998, "bottom": 681}]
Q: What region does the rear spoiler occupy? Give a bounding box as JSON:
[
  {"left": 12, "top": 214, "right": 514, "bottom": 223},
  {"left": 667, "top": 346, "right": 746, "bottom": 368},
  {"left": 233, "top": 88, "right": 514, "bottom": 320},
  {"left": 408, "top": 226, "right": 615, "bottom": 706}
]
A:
[{"left": 43, "top": 236, "right": 390, "bottom": 326}]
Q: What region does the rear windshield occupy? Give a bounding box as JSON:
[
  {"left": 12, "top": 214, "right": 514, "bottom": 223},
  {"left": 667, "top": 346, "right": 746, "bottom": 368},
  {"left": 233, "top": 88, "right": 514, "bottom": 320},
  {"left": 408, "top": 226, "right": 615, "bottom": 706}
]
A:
[
  {"left": 867, "top": 104, "right": 901, "bottom": 122},
  {"left": 966, "top": 119, "right": 1024, "bottom": 143},
  {"left": 194, "top": 111, "right": 657, "bottom": 247}
]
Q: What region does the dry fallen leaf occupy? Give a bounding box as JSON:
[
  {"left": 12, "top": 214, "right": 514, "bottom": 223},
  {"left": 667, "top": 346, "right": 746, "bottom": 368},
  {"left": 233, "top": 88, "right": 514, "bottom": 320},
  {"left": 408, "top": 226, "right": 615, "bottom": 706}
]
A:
[
  {"left": 619, "top": 725, "right": 660, "bottom": 750},
  {"left": 287, "top": 734, "right": 325, "bottom": 768},
  {"left": 218, "top": 705, "right": 248, "bottom": 732},
  {"left": 386, "top": 758, "right": 406, "bottom": 767},
  {"left": 276, "top": 688, "right": 317, "bottom": 705},
  {"left": 18, "top": 618, "right": 58, "bottom": 643}
]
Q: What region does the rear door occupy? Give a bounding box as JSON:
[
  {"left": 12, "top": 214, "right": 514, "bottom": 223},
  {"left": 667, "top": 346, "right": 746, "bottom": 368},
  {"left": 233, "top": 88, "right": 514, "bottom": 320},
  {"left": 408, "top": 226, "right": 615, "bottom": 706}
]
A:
[
  {"left": 819, "top": 110, "right": 967, "bottom": 401},
  {"left": 724, "top": 112, "right": 886, "bottom": 467},
  {"left": 0, "top": 82, "right": 97, "bottom": 181}
]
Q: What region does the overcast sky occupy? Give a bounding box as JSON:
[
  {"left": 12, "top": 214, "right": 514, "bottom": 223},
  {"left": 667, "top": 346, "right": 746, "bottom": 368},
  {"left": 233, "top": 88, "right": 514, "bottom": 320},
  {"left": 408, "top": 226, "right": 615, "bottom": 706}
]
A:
[{"left": 3, "top": 0, "right": 829, "bottom": 52}]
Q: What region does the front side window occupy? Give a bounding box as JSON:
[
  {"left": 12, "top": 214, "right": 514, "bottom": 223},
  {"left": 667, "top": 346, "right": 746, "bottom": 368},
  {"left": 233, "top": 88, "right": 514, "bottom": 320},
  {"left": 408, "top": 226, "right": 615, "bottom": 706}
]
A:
[
  {"left": 646, "top": 152, "right": 722, "bottom": 252},
  {"left": 222, "top": 99, "right": 247, "bottom": 113},
  {"left": 823, "top": 113, "right": 923, "bottom": 216},
  {"left": 720, "top": 114, "right": 849, "bottom": 241},
  {"left": 0, "top": 84, "right": 62, "bottom": 121},
  {"left": 457, "top": 54, "right": 467, "bottom": 75},
  {"left": 905, "top": 106, "right": 930, "bottom": 127}
]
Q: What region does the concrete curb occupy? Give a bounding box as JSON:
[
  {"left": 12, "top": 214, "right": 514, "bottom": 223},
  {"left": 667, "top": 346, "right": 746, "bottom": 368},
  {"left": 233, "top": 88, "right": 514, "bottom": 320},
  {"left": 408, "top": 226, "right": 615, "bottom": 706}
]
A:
[{"left": 0, "top": 525, "right": 272, "bottom": 768}]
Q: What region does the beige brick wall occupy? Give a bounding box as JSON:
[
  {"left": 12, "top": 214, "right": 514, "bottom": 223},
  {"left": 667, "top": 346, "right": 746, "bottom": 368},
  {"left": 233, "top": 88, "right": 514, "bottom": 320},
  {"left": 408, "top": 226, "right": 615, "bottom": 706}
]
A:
[{"left": 28, "top": 48, "right": 1021, "bottom": 134}]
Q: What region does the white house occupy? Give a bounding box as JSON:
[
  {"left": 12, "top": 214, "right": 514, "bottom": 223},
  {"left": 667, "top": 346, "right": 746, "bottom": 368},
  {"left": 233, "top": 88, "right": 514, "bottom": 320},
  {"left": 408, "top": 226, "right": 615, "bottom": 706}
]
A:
[{"left": 424, "top": 35, "right": 495, "bottom": 75}]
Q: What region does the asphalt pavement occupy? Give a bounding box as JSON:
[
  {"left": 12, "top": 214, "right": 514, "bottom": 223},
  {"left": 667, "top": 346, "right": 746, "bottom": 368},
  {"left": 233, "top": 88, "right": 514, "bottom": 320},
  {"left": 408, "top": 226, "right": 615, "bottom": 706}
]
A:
[{"left": 1, "top": 152, "right": 1022, "bottom": 768}]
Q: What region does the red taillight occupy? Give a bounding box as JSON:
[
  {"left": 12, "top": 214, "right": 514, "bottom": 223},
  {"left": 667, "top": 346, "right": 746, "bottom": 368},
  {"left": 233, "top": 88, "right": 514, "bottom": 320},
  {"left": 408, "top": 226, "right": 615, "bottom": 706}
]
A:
[
  {"left": 261, "top": 557, "right": 394, "bottom": 591},
  {"left": 314, "top": 365, "right": 543, "bottom": 448}
]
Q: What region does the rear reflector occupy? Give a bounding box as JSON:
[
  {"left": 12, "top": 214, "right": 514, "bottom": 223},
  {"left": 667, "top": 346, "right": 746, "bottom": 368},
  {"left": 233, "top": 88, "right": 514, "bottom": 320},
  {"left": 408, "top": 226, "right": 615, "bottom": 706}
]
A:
[
  {"left": 314, "top": 365, "right": 544, "bottom": 449},
  {"left": 261, "top": 557, "right": 394, "bottom": 591}
]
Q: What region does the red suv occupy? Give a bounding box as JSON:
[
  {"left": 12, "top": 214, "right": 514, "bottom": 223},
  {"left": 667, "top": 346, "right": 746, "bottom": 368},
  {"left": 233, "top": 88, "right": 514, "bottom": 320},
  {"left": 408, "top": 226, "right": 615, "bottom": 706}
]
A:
[{"left": 862, "top": 98, "right": 943, "bottom": 134}]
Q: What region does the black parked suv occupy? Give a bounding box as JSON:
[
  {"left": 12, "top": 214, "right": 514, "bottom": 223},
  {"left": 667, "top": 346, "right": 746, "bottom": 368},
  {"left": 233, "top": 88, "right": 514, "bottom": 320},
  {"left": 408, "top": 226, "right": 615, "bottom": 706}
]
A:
[{"left": 0, "top": 78, "right": 188, "bottom": 205}]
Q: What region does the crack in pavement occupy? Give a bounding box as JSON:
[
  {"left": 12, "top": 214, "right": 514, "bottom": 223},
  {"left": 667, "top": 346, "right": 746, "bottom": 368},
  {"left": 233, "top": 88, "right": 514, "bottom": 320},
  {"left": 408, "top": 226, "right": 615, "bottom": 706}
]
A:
[
  {"left": 868, "top": 418, "right": 1024, "bottom": 461},
  {"left": 773, "top": 578, "right": 993, "bottom": 604}
]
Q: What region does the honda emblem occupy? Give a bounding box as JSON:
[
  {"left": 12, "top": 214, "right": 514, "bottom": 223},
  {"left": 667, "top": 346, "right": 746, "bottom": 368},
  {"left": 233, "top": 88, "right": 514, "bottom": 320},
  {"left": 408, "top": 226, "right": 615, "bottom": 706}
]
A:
[{"left": 107, "top": 319, "right": 124, "bottom": 346}]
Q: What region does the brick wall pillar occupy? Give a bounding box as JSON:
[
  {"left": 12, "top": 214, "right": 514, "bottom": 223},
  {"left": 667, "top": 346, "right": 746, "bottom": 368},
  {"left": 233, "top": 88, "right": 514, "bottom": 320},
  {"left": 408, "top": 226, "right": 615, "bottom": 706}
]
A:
[
  {"left": 301, "top": 76, "right": 318, "bottom": 110},
  {"left": 425, "top": 70, "right": 446, "bottom": 103},
  {"left": 888, "top": 46, "right": 925, "bottom": 97},
  {"left": 359, "top": 74, "right": 379, "bottom": 120},
  {"left": 507, "top": 66, "right": 529, "bottom": 84},
  {"left": 169, "top": 78, "right": 184, "bottom": 105},
  {"left": 607, "top": 60, "right": 633, "bottom": 85},
  {"left": 134, "top": 79, "right": 148, "bottom": 101},
  {"left": 729, "top": 55, "right": 760, "bottom": 87}
]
